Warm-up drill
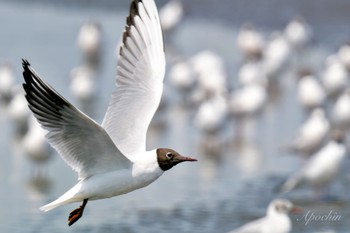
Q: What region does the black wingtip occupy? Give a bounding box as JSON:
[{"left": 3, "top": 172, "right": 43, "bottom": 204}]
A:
[
  {"left": 22, "top": 59, "right": 31, "bottom": 87},
  {"left": 22, "top": 59, "right": 34, "bottom": 88},
  {"left": 22, "top": 59, "right": 30, "bottom": 68}
]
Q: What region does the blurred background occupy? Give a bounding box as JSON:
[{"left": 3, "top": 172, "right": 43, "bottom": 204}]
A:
[{"left": 0, "top": 0, "right": 350, "bottom": 232}]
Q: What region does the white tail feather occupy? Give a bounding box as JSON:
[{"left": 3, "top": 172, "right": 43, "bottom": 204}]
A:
[
  {"left": 280, "top": 173, "right": 303, "bottom": 193},
  {"left": 40, "top": 183, "right": 82, "bottom": 212},
  {"left": 40, "top": 201, "right": 66, "bottom": 212}
]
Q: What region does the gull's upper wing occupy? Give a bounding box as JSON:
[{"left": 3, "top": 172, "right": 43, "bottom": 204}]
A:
[
  {"left": 102, "top": 0, "right": 166, "bottom": 158},
  {"left": 22, "top": 60, "right": 132, "bottom": 180}
]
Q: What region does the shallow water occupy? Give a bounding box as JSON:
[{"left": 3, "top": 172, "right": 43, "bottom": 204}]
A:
[{"left": 0, "top": 1, "right": 350, "bottom": 233}]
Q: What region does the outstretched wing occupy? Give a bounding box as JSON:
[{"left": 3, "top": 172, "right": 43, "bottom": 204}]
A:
[
  {"left": 102, "top": 0, "right": 166, "bottom": 158},
  {"left": 22, "top": 60, "right": 131, "bottom": 180}
]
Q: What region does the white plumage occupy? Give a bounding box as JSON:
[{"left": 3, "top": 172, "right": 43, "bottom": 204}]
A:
[
  {"left": 237, "top": 22, "right": 265, "bottom": 60},
  {"left": 332, "top": 89, "right": 350, "bottom": 129},
  {"left": 69, "top": 65, "right": 96, "bottom": 102},
  {"left": 321, "top": 55, "right": 349, "bottom": 98},
  {"left": 297, "top": 74, "right": 325, "bottom": 110},
  {"left": 229, "top": 84, "right": 267, "bottom": 118},
  {"left": 159, "top": 0, "right": 183, "bottom": 31},
  {"left": 194, "top": 94, "right": 228, "bottom": 134},
  {"left": 284, "top": 16, "right": 312, "bottom": 50},
  {"left": 287, "top": 108, "right": 330, "bottom": 156},
  {"left": 22, "top": 0, "right": 196, "bottom": 226},
  {"left": 262, "top": 32, "right": 291, "bottom": 78},
  {"left": 0, "top": 62, "right": 15, "bottom": 103}
]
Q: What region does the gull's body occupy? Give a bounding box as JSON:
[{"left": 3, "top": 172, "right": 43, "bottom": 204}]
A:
[
  {"left": 332, "top": 89, "right": 350, "bottom": 129},
  {"left": 77, "top": 21, "right": 102, "bottom": 66},
  {"left": 194, "top": 94, "right": 228, "bottom": 134},
  {"left": 238, "top": 61, "right": 268, "bottom": 87},
  {"left": 284, "top": 16, "right": 312, "bottom": 50},
  {"left": 0, "top": 62, "right": 15, "bottom": 104},
  {"left": 237, "top": 22, "right": 265, "bottom": 60},
  {"left": 69, "top": 65, "right": 96, "bottom": 102},
  {"left": 7, "top": 86, "right": 31, "bottom": 135},
  {"left": 297, "top": 73, "right": 325, "bottom": 110},
  {"left": 287, "top": 108, "right": 330, "bottom": 156},
  {"left": 159, "top": 0, "right": 183, "bottom": 32},
  {"left": 338, "top": 43, "right": 350, "bottom": 71},
  {"left": 22, "top": 0, "right": 196, "bottom": 226},
  {"left": 22, "top": 116, "right": 52, "bottom": 173},
  {"left": 262, "top": 32, "right": 291, "bottom": 79},
  {"left": 44, "top": 149, "right": 162, "bottom": 209},
  {"left": 189, "top": 50, "right": 228, "bottom": 97},
  {"left": 229, "top": 83, "right": 267, "bottom": 118},
  {"left": 168, "top": 60, "right": 195, "bottom": 93},
  {"left": 321, "top": 55, "right": 348, "bottom": 99}
]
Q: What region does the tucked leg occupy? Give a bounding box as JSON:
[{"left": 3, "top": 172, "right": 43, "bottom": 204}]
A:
[{"left": 68, "top": 199, "right": 88, "bottom": 226}]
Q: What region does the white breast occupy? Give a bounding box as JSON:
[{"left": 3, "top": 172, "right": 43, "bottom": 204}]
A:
[{"left": 77, "top": 150, "right": 164, "bottom": 200}]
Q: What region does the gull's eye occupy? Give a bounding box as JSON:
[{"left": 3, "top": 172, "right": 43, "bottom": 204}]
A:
[{"left": 166, "top": 152, "right": 173, "bottom": 159}]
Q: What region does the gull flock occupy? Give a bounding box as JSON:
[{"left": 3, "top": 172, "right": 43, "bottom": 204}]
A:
[{"left": 0, "top": 0, "right": 349, "bottom": 232}]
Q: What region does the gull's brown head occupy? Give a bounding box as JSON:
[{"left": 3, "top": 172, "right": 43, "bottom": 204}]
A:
[{"left": 156, "top": 148, "right": 197, "bottom": 171}]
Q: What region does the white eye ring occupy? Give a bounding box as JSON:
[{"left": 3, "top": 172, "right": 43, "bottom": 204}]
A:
[{"left": 166, "top": 152, "right": 173, "bottom": 159}]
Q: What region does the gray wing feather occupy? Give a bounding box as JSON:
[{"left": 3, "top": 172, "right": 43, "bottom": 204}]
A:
[
  {"left": 22, "top": 59, "right": 131, "bottom": 180},
  {"left": 102, "top": 0, "right": 165, "bottom": 158}
]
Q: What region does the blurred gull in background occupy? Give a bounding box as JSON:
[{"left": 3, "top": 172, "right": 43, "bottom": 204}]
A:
[
  {"left": 227, "top": 199, "right": 299, "bottom": 233},
  {"left": 337, "top": 42, "right": 350, "bottom": 71},
  {"left": 22, "top": 116, "right": 52, "bottom": 177},
  {"left": 0, "top": 61, "right": 15, "bottom": 104},
  {"left": 296, "top": 69, "right": 325, "bottom": 111},
  {"left": 332, "top": 89, "right": 350, "bottom": 130},
  {"left": 168, "top": 59, "right": 196, "bottom": 97},
  {"left": 280, "top": 131, "right": 346, "bottom": 199},
  {"left": 194, "top": 94, "right": 228, "bottom": 135},
  {"left": 238, "top": 61, "right": 268, "bottom": 87},
  {"left": 284, "top": 108, "right": 330, "bottom": 157},
  {"left": 189, "top": 50, "right": 228, "bottom": 104},
  {"left": 69, "top": 65, "right": 97, "bottom": 103},
  {"left": 229, "top": 83, "right": 267, "bottom": 142},
  {"left": 262, "top": 32, "right": 291, "bottom": 80},
  {"left": 159, "top": 0, "right": 183, "bottom": 32},
  {"left": 284, "top": 15, "right": 313, "bottom": 51},
  {"left": 7, "top": 86, "right": 31, "bottom": 136},
  {"left": 237, "top": 22, "right": 265, "bottom": 61},
  {"left": 77, "top": 21, "right": 103, "bottom": 67},
  {"left": 229, "top": 83, "right": 267, "bottom": 118},
  {"left": 194, "top": 94, "right": 228, "bottom": 154},
  {"left": 321, "top": 55, "right": 349, "bottom": 99}
]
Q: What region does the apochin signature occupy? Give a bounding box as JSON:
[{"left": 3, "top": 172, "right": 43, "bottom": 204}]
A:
[{"left": 297, "top": 210, "right": 342, "bottom": 225}]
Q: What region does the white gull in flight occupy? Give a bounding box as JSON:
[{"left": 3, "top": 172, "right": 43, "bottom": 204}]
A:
[{"left": 22, "top": 0, "right": 196, "bottom": 226}]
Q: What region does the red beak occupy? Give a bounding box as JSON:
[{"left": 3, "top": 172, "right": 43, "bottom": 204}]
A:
[
  {"left": 291, "top": 206, "right": 303, "bottom": 214},
  {"left": 182, "top": 156, "right": 198, "bottom": 162}
]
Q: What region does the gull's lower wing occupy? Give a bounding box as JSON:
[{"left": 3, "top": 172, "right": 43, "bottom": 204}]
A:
[
  {"left": 102, "top": 0, "right": 166, "bottom": 158},
  {"left": 22, "top": 59, "right": 131, "bottom": 180}
]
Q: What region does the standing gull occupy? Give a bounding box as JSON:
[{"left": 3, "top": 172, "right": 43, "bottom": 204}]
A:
[
  {"left": 22, "top": 0, "right": 196, "bottom": 226},
  {"left": 279, "top": 131, "right": 346, "bottom": 197},
  {"left": 227, "top": 199, "right": 300, "bottom": 233}
]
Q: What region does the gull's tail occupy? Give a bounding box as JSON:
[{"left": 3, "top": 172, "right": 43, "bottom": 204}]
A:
[
  {"left": 278, "top": 173, "right": 303, "bottom": 193},
  {"left": 40, "top": 183, "right": 81, "bottom": 212},
  {"left": 40, "top": 199, "right": 70, "bottom": 212}
]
